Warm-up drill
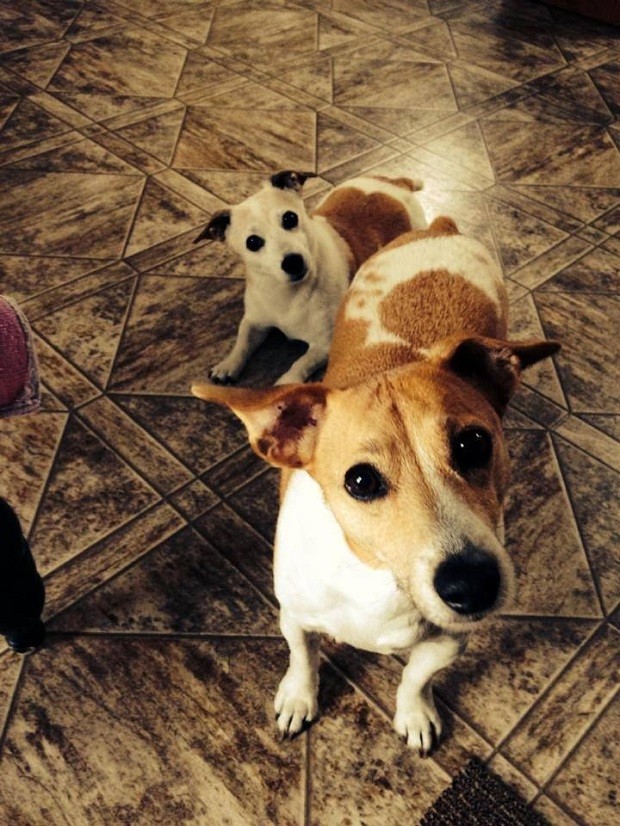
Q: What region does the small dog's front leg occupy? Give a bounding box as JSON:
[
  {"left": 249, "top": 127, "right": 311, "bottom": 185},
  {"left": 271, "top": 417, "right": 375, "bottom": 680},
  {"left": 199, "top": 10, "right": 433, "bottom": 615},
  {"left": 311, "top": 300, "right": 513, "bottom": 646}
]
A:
[
  {"left": 275, "top": 609, "right": 321, "bottom": 738},
  {"left": 275, "top": 343, "right": 328, "bottom": 385},
  {"left": 394, "top": 634, "right": 461, "bottom": 756},
  {"left": 210, "top": 316, "right": 268, "bottom": 383}
]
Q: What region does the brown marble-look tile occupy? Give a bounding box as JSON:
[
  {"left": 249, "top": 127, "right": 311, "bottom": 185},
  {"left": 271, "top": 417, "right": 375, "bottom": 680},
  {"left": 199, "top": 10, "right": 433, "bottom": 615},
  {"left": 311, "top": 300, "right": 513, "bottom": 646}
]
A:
[
  {"left": 531, "top": 794, "right": 580, "bottom": 826},
  {"left": 123, "top": 178, "right": 210, "bottom": 258},
  {"left": 33, "top": 277, "right": 136, "bottom": 388},
  {"left": 508, "top": 183, "right": 619, "bottom": 225},
  {"left": 552, "top": 435, "right": 620, "bottom": 614},
  {"left": 50, "top": 525, "right": 278, "bottom": 635},
  {"left": 331, "top": 0, "right": 429, "bottom": 32},
  {"left": 0, "top": 637, "right": 304, "bottom": 824},
  {"left": 22, "top": 261, "right": 135, "bottom": 321},
  {"left": 112, "top": 393, "right": 248, "bottom": 476},
  {"left": 167, "top": 479, "right": 219, "bottom": 521},
  {"left": 194, "top": 502, "right": 276, "bottom": 603},
  {"left": 535, "top": 245, "right": 619, "bottom": 293},
  {"left": 309, "top": 662, "right": 449, "bottom": 825},
  {"left": 504, "top": 430, "right": 600, "bottom": 617},
  {"left": 0, "top": 98, "right": 72, "bottom": 152},
  {"left": 593, "top": 204, "right": 620, "bottom": 235},
  {"left": 552, "top": 416, "right": 620, "bottom": 472},
  {"left": 0, "top": 653, "right": 24, "bottom": 743},
  {"left": 535, "top": 292, "right": 619, "bottom": 414},
  {"left": 9, "top": 134, "right": 139, "bottom": 174},
  {"left": 227, "top": 468, "right": 280, "bottom": 544},
  {"left": 42, "top": 502, "right": 184, "bottom": 621},
  {"left": 173, "top": 104, "right": 316, "bottom": 172},
  {"left": 142, "top": 234, "right": 245, "bottom": 279},
  {"left": 78, "top": 396, "right": 193, "bottom": 493},
  {"left": 501, "top": 624, "right": 619, "bottom": 785},
  {"left": 486, "top": 754, "right": 538, "bottom": 804},
  {"left": 29, "top": 414, "right": 160, "bottom": 575},
  {"left": 202, "top": 445, "right": 267, "bottom": 498},
  {"left": 480, "top": 118, "right": 620, "bottom": 187},
  {"left": 316, "top": 111, "right": 382, "bottom": 173},
  {"left": 545, "top": 694, "right": 618, "bottom": 826},
  {"left": 47, "top": 26, "right": 187, "bottom": 120},
  {"left": 510, "top": 236, "right": 594, "bottom": 290},
  {"left": 436, "top": 618, "right": 595, "bottom": 744},
  {"left": 32, "top": 333, "right": 100, "bottom": 410},
  {"left": 0, "top": 0, "right": 81, "bottom": 53},
  {"left": 510, "top": 384, "right": 568, "bottom": 430},
  {"left": 578, "top": 413, "right": 620, "bottom": 441},
  {"left": 589, "top": 59, "right": 620, "bottom": 116},
  {"left": 421, "top": 121, "right": 495, "bottom": 180},
  {"left": 0, "top": 168, "right": 144, "bottom": 258},
  {"left": 0, "top": 412, "right": 66, "bottom": 535},
  {"left": 112, "top": 105, "right": 186, "bottom": 165},
  {"left": 508, "top": 293, "right": 567, "bottom": 407}
]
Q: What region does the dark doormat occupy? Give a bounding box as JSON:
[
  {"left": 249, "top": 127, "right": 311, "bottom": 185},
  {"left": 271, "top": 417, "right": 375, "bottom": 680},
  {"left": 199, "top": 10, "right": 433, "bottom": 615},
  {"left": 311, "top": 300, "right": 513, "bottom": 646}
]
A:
[{"left": 420, "top": 757, "right": 549, "bottom": 826}]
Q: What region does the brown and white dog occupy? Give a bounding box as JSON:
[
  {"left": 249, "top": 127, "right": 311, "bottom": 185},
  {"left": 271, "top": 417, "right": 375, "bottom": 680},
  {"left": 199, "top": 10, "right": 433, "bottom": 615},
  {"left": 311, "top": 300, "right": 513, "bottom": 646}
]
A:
[
  {"left": 192, "top": 217, "right": 559, "bottom": 754},
  {"left": 194, "top": 170, "right": 427, "bottom": 385}
]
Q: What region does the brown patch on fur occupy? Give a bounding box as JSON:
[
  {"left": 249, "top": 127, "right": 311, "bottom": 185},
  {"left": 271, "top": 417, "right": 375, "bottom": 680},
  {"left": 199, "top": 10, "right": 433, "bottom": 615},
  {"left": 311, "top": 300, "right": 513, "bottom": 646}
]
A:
[
  {"left": 380, "top": 270, "right": 504, "bottom": 345},
  {"left": 324, "top": 270, "right": 504, "bottom": 390},
  {"left": 314, "top": 188, "right": 414, "bottom": 274}
]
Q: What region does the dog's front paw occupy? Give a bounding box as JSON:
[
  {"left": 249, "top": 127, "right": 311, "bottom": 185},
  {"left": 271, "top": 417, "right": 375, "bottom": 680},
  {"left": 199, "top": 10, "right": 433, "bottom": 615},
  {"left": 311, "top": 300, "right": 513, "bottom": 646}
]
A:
[
  {"left": 209, "top": 357, "right": 242, "bottom": 384},
  {"left": 274, "top": 673, "right": 318, "bottom": 738},
  {"left": 394, "top": 693, "right": 442, "bottom": 757}
]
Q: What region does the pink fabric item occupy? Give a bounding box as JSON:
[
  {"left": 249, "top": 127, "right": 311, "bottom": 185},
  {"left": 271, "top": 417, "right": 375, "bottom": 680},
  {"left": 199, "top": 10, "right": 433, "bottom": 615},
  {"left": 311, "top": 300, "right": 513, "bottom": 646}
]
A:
[{"left": 0, "top": 296, "right": 40, "bottom": 418}]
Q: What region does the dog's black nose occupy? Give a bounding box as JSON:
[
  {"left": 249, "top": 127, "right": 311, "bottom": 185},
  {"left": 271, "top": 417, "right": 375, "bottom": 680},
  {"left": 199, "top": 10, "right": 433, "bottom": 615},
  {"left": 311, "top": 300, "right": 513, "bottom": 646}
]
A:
[
  {"left": 433, "top": 545, "right": 500, "bottom": 615},
  {"left": 281, "top": 253, "right": 306, "bottom": 281}
]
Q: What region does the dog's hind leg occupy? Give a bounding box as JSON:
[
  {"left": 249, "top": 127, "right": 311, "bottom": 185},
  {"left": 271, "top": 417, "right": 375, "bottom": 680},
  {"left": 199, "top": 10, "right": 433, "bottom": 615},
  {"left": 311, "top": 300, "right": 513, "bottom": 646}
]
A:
[
  {"left": 274, "top": 609, "right": 321, "bottom": 737},
  {"left": 394, "top": 634, "right": 461, "bottom": 756}
]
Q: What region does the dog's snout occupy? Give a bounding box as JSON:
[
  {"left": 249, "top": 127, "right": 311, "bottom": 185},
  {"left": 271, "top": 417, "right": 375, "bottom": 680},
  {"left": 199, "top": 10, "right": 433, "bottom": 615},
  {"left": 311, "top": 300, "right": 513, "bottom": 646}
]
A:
[
  {"left": 433, "top": 544, "right": 500, "bottom": 616},
  {"left": 282, "top": 253, "right": 307, "bottom": 281}
]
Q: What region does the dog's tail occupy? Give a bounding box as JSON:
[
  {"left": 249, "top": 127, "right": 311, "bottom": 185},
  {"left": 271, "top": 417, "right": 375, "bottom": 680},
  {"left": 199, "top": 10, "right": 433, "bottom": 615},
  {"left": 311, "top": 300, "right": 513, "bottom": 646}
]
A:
[{"left": 376, "top": 176, "right": 424, "bottom": 192}]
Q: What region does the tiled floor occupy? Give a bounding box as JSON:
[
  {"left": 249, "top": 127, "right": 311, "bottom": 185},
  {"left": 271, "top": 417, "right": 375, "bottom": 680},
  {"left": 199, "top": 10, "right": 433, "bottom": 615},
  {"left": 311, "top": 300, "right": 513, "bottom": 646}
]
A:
[{"left": 0, "top": 0, "right": 618, "bottom": 823}]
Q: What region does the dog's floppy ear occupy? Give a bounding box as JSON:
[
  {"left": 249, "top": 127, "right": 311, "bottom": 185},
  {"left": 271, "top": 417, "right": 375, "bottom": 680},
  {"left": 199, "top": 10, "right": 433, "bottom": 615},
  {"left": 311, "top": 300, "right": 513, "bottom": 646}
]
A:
[
  {"left": 270, "top": 170, "right": 317, "bottom": 192},
  {"left": 194, "top": 209, "right": 231, "bottom": 243},
  {"left": 191, "top": 381, "right": 328, "bottom": 468},
  {"left": 440, "top": 336, "right": 561, "bottom": 415}
]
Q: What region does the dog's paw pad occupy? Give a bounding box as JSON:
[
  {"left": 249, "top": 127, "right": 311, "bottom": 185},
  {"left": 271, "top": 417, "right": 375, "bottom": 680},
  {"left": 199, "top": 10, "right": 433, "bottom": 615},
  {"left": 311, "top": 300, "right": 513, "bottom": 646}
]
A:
[
  {"left": 394, "top": 699, "right": 442, "bottom": 757},
  {"left": 274, "top": 680, "right": 318, "bottom": 739}
]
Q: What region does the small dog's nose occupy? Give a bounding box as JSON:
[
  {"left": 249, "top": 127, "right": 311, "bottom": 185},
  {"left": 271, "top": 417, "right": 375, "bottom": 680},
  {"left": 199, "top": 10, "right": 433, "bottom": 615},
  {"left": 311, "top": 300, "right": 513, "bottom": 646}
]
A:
[
  {"left": 281, "top": 253, "right": 307, "bottom": 281},
  {"left": 433, "top": 545, "right": 500, "bottom": 615}
]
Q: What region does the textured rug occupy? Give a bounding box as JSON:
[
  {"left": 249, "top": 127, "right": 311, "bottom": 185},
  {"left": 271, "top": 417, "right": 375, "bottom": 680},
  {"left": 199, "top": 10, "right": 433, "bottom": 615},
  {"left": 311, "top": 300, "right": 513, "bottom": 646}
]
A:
[{"left": 421, "top": 758, "right": 549, "bottom": 826}]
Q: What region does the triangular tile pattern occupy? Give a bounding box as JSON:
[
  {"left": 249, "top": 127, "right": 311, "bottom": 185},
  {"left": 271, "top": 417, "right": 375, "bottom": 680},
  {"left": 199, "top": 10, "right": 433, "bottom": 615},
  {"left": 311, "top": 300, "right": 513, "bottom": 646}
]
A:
[
  {"left": 124, "top": 179, "right": 210, "bottom": 257},
  {"left": 155, "top": 7, "right": 215, "bottom": 44},
  {"left": 112, "top": 393, "right": 247, "bottom": 475},
  {"left": 0, "top": 0, "right": 81, "bottom": 53},
  {"left": 0, "top": 168, "right": 144, "bottom": 258},
  {"left": 0, "top": 637, "right": 304, "bottom": 824},
  {"left": 10, "top": 136, "right": 138, "bottom": 173},
  {"left": 175, "top": 51, "right": 241, "bottom": 98},
  {"left": 317, "top": 10, "right": 376, "bottom": 50},
  {"left": 29, "top": 415, "right": 159, "bottom": 575},
  {"left": 0, "top": 256, "right": 108, "bottom": 303},
  {"left": 0, "top": 654, "right": 22, "bottom": 734},
  {"left": 589, "top": 59, "right": 620, "bottom": 116},
  {"left": 33, "top": 278, "right": 135, "bottom": 388},
  {"left": 277, "top": 54, "right": 334, "bottom": 103},
  {"left": 503, "top": 429, "right": 600, "bottom": 617},
  {"left": 447, "top": 61, "right": 519, "bottom": 108},
  {"left": 485, "top": 198, "right": 567, "bottom": 273},
  {"left": 423, "top": 121, "right": 494, "bottom": 179},
  {"left": 401, "top": 19, "right": 457, "bottom": 59},
  {"left": 50, "top": 526, "right": 278, "bottom": 635},
  {"left": 317, "top": 111, "right": 382, "bottom": 172},
  {"left": 553, "top": 436, "right": 619, "bottom": 613},
  {"left": 508, "top": 184, "right": 620, "bottom": 223},
  {"left": 0, "top": 98, "right": 71, "bottom": 151},
  {"left": 114, "top": 107, "right": 185, "bottom": 165},
  {"left": 0, "top": 41, "right": 70, "bottom": 87}
]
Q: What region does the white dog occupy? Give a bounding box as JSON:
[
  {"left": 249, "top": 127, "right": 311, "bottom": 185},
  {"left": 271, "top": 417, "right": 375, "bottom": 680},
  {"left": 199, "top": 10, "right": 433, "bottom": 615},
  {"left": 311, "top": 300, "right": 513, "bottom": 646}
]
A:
[{"left": 195, "top": 170, "right": 427, "bottom": 385}]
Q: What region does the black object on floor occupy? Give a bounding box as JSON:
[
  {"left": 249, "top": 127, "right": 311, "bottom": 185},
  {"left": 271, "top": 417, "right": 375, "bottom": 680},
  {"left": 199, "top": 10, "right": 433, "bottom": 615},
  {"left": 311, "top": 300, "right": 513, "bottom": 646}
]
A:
[
  {"left": 420, "top": 757, "right": 549, "bottom": 826},
  {"left": 0, "top": 497, "right": 45, "bottom": 654}
]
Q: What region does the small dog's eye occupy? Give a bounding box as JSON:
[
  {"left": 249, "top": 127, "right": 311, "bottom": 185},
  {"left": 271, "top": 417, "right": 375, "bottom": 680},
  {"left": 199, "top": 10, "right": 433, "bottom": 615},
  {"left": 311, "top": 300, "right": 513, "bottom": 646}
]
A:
[
  {"left": 452, "top": 427, "right": 493, "bottom": 474},
  {"left": 246, "top": 235, "right": 264, "bottom": 252},
  {"left": 282, "top": 211, "right": 298, "bottom": 230},
  {"left": 344, "top": 463, "right": 388, "bottom": 502}
]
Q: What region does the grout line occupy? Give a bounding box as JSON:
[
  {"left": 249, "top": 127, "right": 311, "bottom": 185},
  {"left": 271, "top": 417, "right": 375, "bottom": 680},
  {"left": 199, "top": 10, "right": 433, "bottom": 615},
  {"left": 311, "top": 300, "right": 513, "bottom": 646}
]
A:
[
  {"left": 301, "top": 728, "right": 312, "bottom": 826},
  {"left": 0, "top": 654, "right": 27, "bottom": 755},
  {"left": 103, "top": 271, "right": 140, "bottom": 393}
]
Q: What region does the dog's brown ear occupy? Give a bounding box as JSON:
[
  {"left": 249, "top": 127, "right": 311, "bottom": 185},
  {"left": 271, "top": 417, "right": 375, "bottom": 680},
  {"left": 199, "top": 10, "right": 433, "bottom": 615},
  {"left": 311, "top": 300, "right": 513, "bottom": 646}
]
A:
[
  {"left": 191, "top": 381, "right": 328, "bottom": 468},
  {"left": 270, "top": 170, "right": 317, "bottom": 192},
  {"left": 441, "top": 336, "right": 561, "bottom": 415},
  {"left": 194, "top": 209, "right": 231, "bottom": 243}
]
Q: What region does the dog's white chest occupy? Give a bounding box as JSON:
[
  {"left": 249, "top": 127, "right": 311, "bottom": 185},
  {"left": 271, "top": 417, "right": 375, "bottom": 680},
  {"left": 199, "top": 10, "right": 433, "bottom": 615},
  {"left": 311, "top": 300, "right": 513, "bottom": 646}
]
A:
[{"left": 274, "top": 471, "right": 421, "bottom": 654}]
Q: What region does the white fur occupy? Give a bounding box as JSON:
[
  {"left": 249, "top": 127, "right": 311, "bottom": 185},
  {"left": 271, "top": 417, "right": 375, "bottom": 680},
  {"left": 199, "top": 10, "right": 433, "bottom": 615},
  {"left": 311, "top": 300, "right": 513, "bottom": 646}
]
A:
[
  {"left": 347, "top": 234, "right": 504, "bottom": 347},
  {"left": 210, "top": 177, "right": 427, "bottom": 385},
  {"left": 275, "top": 470, "right": 424, "bottom": 655}
]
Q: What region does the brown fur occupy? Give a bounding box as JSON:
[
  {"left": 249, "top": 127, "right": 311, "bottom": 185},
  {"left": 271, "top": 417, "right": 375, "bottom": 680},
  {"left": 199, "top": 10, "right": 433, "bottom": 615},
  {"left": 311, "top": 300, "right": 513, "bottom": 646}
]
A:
[
  {"left": 374, "top": 176, "right": 421, "bottom": 192},
  {"left": 314, "top": 188, "right": 414, "bottom": 273}
]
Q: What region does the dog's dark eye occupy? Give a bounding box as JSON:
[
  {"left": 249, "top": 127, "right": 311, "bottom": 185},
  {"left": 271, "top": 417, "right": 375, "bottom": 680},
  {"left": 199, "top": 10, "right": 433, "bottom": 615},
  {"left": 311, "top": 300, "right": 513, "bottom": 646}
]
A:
[
  {"left": 344, "top": 463, "right": 388, "bottom": 502},
  {"left": 246, "top": 235, "right": 264, "bottom": 252},
  {"left": 452, "top": 428, "right": 493, "bottom": 474},
  {"left": 282, "top": 211, "right": 298, "bottom": 230}
]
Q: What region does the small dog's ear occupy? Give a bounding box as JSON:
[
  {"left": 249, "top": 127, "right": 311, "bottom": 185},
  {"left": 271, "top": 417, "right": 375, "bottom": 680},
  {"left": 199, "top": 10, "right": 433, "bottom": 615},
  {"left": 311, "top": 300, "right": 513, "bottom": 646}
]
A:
[
  {"left": 270, "top": 170, "right": 317, "bottom": 192},
  {"left": 194, "top": 209, "right": 231, "bottom": 243},
  {"left": 443, "top": 336, "right": 561, "bottom": 415},
  {"left": 191, "top": 381, "right": 328, "bottom": 468}
]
